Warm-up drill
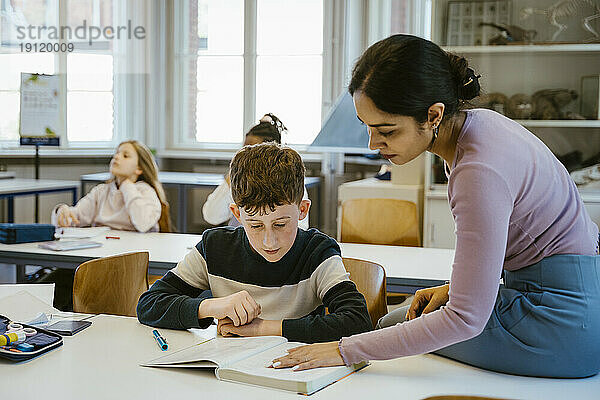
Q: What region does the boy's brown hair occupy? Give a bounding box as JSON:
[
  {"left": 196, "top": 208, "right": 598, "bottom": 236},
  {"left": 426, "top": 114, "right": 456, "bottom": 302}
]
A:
[{"left": 230, "top": 142, "right": 305, "bottom": 216}]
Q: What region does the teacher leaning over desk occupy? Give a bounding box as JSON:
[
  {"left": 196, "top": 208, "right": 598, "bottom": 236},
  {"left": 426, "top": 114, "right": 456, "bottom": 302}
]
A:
[{"left": 272, "top": 34, "right": 600, "bottom": 378}]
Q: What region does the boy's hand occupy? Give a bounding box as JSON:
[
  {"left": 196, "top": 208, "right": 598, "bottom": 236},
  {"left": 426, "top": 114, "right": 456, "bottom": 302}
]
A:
[
  {"left": 57, "top": 206, "right": 79, "bottom": 227},
  {"left": 218, "top": 317, "right": 282, "bottom": 337},
  {"left": 198, "top": 290, "right": 261, "bottom": 326}
]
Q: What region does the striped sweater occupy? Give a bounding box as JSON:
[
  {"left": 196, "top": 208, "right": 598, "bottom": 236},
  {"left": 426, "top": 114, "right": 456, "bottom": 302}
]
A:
[{"left": 137, "top": 227, "right": 372, "bottom": 343}]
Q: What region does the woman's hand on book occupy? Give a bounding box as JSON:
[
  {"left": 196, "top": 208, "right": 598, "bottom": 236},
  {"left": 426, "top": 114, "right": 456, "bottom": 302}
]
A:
[
  {"left": 271, "top": 342, "right": 344, "bottom": 371},
  {"left": 217, "top": 318, "right": 282, "bottom": 337},
  {"left": 198, "top": 290, "right": 261, "bottom": 326}
]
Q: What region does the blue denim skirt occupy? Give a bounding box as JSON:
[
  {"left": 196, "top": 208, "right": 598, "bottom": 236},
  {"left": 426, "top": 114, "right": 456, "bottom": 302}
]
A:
[{"left": 435, "top": 254, "right": 600, "bottom": 378}]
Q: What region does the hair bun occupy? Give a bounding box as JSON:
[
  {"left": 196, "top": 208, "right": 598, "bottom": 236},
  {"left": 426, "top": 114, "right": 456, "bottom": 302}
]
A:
[{"left": 447, "top": 52, "right": 481, "bottom": 101}]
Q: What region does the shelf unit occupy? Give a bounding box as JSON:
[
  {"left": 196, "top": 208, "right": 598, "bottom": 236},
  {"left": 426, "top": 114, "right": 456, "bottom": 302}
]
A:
[{"left": 423, "top": 0, "right": 600, "bottom": 249}]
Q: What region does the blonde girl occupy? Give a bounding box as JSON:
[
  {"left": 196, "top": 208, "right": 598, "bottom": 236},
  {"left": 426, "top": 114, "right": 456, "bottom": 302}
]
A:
[{"left": 53, "top": 140, "right": 171, "bottom": 232}]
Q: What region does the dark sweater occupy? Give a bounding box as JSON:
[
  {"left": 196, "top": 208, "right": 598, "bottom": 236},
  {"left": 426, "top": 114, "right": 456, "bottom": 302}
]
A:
[{"left": 137, "top": 227, "right": 373, "bottom": 343}]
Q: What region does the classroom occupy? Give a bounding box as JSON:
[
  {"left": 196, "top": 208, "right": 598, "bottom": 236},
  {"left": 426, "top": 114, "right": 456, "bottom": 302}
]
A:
[{"left": 1, "top": 1, "right": 599, "bottom": 399}]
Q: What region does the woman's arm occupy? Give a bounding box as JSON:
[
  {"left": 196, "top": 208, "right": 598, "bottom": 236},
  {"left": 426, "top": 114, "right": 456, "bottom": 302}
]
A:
[
  {"left": 273, "top": 164, "right": 514, "bottom": 368},
  {"left": 338, "top": 164, "right": 513, "bottom": 364}
]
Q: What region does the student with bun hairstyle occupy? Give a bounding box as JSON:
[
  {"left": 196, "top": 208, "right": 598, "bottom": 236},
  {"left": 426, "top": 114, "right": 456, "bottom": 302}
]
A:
[
  {"left": 202, "top": 114, "right": 310, "bottom": 229},
  {"left": 272, "top": 34, "right": 600, "bottom": 378},
  {"left": 53, "top": 140, "right": 171, "bottom": 233}
]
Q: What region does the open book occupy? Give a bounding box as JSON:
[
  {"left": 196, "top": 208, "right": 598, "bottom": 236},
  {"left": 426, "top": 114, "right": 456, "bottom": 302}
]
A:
[{"left": 142, "top": 336, "right": 367, "bottom": 395}]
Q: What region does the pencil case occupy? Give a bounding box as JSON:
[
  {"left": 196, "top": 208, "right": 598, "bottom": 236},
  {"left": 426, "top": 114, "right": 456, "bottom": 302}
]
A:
[
  {"left": 0, "top": 315, "right": 63, "bottom": 362},
  {"left": 0, "top": 223, "right": 56, "bottom": 244}
]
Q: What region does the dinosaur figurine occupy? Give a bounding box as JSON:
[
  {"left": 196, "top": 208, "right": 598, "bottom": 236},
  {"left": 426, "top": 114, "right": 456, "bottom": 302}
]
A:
[{"left": 521, "top": 0, "right": 600, "bottom": 41}]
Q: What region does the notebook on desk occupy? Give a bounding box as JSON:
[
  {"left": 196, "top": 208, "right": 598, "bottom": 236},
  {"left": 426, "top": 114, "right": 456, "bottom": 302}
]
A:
[
  {"left": 142, "top": 336, "right": 367, "bottom": 395},
  {"left": 38, "top": 240, "right": 102, "bottom": 251},
  {"left": 55, "top": 227, "right": 110, "bottom": 239}
]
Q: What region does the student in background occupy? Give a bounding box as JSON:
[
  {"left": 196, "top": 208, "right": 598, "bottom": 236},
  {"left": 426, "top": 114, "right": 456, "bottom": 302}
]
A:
[
  {"left": 271, "top": 34, "right": 600, "bottom": 378},
  {"left": 45, "top": 140, "right": 171, "bottom": 311},
  {"left": 53, "top": 140, "right": 171, "bottom": 233},
  {"left": 137, "top": 143, "right": 372, "bottom": 344},
  {"left": 202, "top": 114, "right": 310, "bottom": 229}
]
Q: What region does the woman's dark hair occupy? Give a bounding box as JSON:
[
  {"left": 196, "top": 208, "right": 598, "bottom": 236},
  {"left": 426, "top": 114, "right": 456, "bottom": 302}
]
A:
[
  {"left": 246, "top": 113, "right": 287, "bottom": 144},
  {"left": 348, "top": 34, "right": 481, "bottom": 123}
]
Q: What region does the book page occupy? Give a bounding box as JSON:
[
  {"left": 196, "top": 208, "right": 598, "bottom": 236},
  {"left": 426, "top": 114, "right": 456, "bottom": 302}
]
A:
[
  {"left": 219, "top": 342, "right": 362, "bottom": 393},
  {"left": 142, "top": 336, "right": 287, "bottom": 368}
]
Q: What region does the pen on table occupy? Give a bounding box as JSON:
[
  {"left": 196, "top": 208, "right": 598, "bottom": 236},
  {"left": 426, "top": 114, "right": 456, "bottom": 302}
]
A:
[
  {"left": 152, "top": 329, "right": 168, "bottom": 351},
  {"left": 105, "top": 236, "right": 120, "bottom": 239}
]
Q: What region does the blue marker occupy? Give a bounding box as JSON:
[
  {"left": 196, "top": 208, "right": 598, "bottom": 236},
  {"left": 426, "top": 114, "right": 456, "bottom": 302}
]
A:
[{"left": 152, "top": 329, "right": 168, "bottom": 351}]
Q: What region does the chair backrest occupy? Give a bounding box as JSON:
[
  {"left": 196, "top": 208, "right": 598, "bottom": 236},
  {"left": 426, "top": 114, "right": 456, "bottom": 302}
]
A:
[
  {"left": 342, "top": 257, "right": 387, "bottom": 328},
  {"left": 158, "top": 202, "right": 172, "bottom": 233},
  {"left": 341, "top": 198, "right": 421, "bottom": 246},
  {"left": 73, "top": 251, "right": 149, "bottom": 317}
]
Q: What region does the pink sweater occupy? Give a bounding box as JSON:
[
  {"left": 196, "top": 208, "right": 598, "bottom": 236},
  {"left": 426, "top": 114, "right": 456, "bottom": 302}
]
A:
[
  {"left": 339, "top": 109, "right": 599, "bottom": 364},
  {"left": 52, "top": 180, "right": 161, "bottom": 233}
]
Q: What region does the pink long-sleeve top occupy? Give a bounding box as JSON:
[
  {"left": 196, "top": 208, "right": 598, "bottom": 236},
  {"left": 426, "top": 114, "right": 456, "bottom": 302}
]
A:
[
  {"left": 339, "top": 109, "right": 599, "bottom": 364},
  {"left": 52, "top": 180, "right": 161, "bottom": 233}
]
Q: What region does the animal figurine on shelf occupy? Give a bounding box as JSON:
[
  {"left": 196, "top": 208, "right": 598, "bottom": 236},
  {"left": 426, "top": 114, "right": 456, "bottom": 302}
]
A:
[
  {"left": 507, "top": 94, "right": 533, "bottom": 119},
  {"left": 520, "top": 0, "right": 600, "bottom": 41},
  {"left": 479, "top": 22, "right": 537, "bottom": 44},
  {"left": 531, "top": 89, "right": 578, "bottom": 119},
  {"left": 471, "top": 92, "right": 509, "bottom": 115}
]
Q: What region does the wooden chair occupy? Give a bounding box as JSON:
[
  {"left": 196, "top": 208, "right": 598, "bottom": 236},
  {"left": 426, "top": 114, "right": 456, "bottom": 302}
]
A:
[
  {"left": 73, "top": 251, "right": 149, "bottom": 317},
  {"left": 158, "top": 202, "right": 172, "bottom": 233},
  {"left": 341, "top": 198, "right": 421, "bottom": 247},
  {"left": 341, "top": 198, "right": 421, "bottom": 305},
  {"left": 342, "top": 257, "right": 387, "bottom": 328}
]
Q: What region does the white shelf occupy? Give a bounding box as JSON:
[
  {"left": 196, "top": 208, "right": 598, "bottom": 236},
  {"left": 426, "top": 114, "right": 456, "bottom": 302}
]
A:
[
  {"left": 515, "top": 120, "right": 600, "bottom": 128},
  {"left": 442, "top": 44, "right": 600, "bottom": 54}
]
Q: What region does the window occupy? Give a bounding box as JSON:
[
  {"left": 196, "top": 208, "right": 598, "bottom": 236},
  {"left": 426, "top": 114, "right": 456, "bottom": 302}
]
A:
[
  {"left": 0, "top": 0, "right": 56, "bottom": 142},
  {"left": 174, "top": 0, "right": 325, "bottom": 147},
  {"left": 255, "top": 0, "right": 323, "bottom": 145},
  {"left": 0, "top": 0, "right": 126, "bottom": 147},
  {"left": 66, "top": 0, "right": 114, "bottom": 143}
]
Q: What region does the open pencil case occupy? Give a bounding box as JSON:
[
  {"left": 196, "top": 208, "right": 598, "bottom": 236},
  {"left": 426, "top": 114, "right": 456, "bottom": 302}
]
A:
[{"left": 0, "top": 315, "right": 63, "bottom": 362}]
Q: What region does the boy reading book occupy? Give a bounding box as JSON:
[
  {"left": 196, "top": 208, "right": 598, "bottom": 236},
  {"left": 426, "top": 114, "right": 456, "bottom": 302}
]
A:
[{"left": 137, "top": 143, "right": 373, "bottom": 343}]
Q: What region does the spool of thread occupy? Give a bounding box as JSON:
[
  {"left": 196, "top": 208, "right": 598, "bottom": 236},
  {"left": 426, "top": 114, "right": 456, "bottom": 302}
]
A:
[{"left": 0, "top": 331, "right": 26, "bottom": 346}]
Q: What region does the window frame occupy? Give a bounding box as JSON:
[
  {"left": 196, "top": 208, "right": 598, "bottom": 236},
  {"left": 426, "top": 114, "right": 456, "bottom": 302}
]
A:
[
  {"left": 0, "top": 0, "right": 138, "bottom": 151},
  {"left": 168, "top": 0, "right": 335, "bottom": 150}
]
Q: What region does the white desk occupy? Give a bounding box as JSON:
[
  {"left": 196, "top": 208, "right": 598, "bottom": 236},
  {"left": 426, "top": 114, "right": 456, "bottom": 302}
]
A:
[
  {"left": 1, "top": 313, "right": 597, "bottom": 399},
  {"left": 0, "top": 230, "right": 453, "bottom": 291},
  {"left": 0, "top": 171, "right": 15, "bottom": 180},
  {"left": 340, "top": 243, "right": 453, "bottom": 293},
  {"left": 0, "top": 179, "right": 79, "bottom": 223},
  {"left": 0, "top": 230, "right": 201, "bottom": 276},
  {"left": 81, "top": 172, "right": 322, "bottom": 233}
]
